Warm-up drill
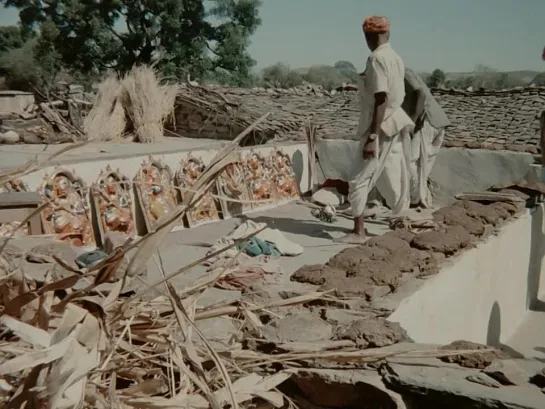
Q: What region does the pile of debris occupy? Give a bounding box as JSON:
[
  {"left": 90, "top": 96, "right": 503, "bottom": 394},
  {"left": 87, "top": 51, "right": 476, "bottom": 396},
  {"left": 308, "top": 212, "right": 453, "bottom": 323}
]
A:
[
  {"left": 7, "top": 231, "right": 539, "bottom": 409},
  {"left": 0, "top": 66, "right": 178, "bottom": 145},
  {"left": 0, "top": 85, "right": 93, "bottom": 144}
]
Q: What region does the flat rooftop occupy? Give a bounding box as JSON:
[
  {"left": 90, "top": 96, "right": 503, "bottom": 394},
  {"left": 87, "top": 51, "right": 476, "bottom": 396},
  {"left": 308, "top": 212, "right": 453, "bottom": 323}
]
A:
[{"left": 149, "top": 201, "right": 395, "bottom": 295}]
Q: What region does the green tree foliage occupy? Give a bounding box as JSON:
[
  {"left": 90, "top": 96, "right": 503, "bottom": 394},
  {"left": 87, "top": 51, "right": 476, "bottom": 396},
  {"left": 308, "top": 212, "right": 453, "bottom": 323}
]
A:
[
  {"left": 304, "top": 65, "right": 343, "bottom": 90},
  {"left": 333, "top": 60, "right": 358, "bottom": 83},
  {"left": 427, "top": 68, "right": 446, "bottom": 88},
  {"left": 474, "top": 64, "right": 497, "bottom": 73},
  {"left": 444, "top": 70, "right": 527, "bottom": 90},
  {"left": 0, "top": 25, "right": 27, "bottom": 53},
  {"left": 5, "top": 0, "right": 262, "bottom": 85},
  {"left": 531, "top": 72, "right": 545, "bottom": 86},
  {"left": 444, "top": 76, "right": 475, "bottom": 90},
  {"left": 258, "top": 60, "right": 360, "bottom": 90},
  {"left": 0, "top": 22, "right": 61, "bottom": 92},
  {"left": 492, "top": 73, "right": 510, "bottom": 89},
  {"left": 260, "top": 63, "right": 303, "bottom": 88},
  {"left": 0, "top": 39, "right": 42, "bottom": 91}
]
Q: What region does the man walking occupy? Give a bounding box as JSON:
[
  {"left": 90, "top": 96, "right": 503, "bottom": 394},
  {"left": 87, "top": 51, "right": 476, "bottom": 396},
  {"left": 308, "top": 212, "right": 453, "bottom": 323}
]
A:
[
  {"left": 402, "top": 68, "right": 450, "bottom": 208},
  {"left": 336, "top": 16, "right": 413, "bottom": 244}
]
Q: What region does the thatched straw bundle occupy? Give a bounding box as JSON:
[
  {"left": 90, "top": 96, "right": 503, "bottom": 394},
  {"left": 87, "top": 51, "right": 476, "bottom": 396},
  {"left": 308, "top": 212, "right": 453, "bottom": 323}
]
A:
[
  {"left": 121, "top": 66, "right": 179, "bottom": 143},
  {"left": 83, "top": 76, "right": 127, "bottom": 141}
]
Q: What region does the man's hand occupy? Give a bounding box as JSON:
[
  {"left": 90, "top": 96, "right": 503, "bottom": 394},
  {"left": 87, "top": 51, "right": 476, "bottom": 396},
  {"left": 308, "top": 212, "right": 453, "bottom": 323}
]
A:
[
  {"left": 363, "top": 136, "right": 377, "bottom": 159},
  {"left": 412, "top": 114, "right": 424, "bottom": 134}
]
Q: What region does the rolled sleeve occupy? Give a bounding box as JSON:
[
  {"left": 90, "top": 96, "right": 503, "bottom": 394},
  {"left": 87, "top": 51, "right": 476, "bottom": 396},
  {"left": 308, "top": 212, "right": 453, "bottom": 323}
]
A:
[{"left": 367, "top": 57, "right": 389, "bottom": 95}]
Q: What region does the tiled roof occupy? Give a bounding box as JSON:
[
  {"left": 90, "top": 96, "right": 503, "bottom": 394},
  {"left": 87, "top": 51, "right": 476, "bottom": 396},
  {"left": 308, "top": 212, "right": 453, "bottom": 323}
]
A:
[
  {"left": 170, "top": 84, "right": 545, "bottom": 153},
  {"left": 433, "top": 87, "right": 544, "bottom": 153}
]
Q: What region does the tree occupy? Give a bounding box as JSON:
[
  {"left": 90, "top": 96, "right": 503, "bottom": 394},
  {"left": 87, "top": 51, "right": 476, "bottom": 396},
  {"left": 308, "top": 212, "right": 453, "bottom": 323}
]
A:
[
  {"left": 493, "top": 73, "right": 510, "bottom": 89},
  {"left": 427, "top": 68, "right": 446, "bottom": 88},
  {"left": 0, "top": 23, "right": 60, "bottom": 91},
  {"left": 5, "top": 0, "right": 262, "bottom": 85},
  {"left": 304, "top": 65, "right": 343, "bottom": 90},
  {"left": 260, "top": 62, "right": 303, "bottom": 88},
  {"left": 445, "top": 76, "right": 475, "bottom": 90},
  {"left": 0, "top": 39, "right": 42, "bottom": 91},
  {"left": 333, "top": 60, "right": 358, "bottom": 83},
  {"left": 474, "top": 64, "right": 497, "bottom": 73},
  {"left": 532, "top": 72, "right": 545, "bottom": 86},
  {"left": 0, "top": 25, "right": 27, "bottom": 53}
]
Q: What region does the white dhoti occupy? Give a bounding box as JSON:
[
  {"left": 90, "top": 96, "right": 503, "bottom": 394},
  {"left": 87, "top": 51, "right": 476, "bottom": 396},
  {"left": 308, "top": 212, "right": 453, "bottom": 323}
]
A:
[
  {"left": 348, "top": 130, "right": 411, "bottom": 218},
  {"left": 409, "top": 119, "right": 444, "bottom": 208}
]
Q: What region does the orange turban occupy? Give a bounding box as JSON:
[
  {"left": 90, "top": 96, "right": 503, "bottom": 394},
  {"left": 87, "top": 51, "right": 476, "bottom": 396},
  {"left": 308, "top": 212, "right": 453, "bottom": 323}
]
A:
[{"left": 363, "top": 16, "right": 390, "bottom": 34}]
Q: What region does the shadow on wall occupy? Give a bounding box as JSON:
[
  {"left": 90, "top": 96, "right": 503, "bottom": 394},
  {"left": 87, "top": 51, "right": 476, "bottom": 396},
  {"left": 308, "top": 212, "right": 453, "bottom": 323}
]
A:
[
  {"left": 527, "top": 204, "right": 545, "bottom": 311},
  {"left": 487, "top": 301, "right": 501, "bottom": 347},
  {"left": 291, "top": 149, "right": 304, "bottom": 192},
  {"left": 487, "top": 301, "right": 524, "bottom": 357}
]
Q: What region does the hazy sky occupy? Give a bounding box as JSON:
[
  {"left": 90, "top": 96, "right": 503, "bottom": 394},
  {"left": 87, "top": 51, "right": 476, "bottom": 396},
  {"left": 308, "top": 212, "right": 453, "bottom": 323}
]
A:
[{"left": 1, "top": 0, "right": 543, "bottom": 73}]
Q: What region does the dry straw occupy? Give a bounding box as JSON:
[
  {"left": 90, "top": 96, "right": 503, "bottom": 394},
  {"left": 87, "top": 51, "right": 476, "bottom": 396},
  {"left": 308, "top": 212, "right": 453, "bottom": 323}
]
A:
[
  {"left": 121, "top": 66, "right": 179, "bottom": 143},
  {"left": 83, "top": 76, "right": 127, "bottom": 141}
]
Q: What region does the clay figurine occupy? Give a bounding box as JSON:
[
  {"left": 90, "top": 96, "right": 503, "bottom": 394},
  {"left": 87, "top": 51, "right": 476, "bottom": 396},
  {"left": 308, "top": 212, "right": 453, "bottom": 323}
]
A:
[{"left": 40, "top": 169, "right": 95, "bottom": 247}]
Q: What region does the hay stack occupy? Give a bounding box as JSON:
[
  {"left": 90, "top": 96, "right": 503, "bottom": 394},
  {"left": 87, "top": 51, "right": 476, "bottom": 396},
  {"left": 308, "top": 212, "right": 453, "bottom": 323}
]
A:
[
  {"left": 83, "top": 76, "right": 126, "bottom": 141},
  {"left": 121, "top": 66, "right": 179, "bottom": 143}
]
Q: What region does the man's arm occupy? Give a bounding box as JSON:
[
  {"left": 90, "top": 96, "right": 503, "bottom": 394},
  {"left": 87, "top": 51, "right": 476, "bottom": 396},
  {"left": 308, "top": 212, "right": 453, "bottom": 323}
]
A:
[
  {"left": 367, "top": 57, "right": 389, "bottom": 138},
  {"left": 412, "top": 89, "right": 425, "bottom": 123},
  {"left": 539, "top": 111, "right": 545, "bottom": 166},
  {"left": 370, "top": 92, "right": 388, "bottom": 135}
]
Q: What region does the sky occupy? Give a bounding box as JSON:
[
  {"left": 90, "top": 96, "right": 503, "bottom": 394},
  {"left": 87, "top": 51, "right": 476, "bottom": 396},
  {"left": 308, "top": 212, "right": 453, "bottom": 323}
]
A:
[{"left": 1, "top": 0, "right": 544, "bottom": 73}]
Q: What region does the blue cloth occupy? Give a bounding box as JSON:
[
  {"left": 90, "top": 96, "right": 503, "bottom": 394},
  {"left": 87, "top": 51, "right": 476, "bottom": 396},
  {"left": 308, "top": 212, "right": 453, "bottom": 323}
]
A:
[{"left": 237, "top": 237, "right": 280, "bottom": 257}]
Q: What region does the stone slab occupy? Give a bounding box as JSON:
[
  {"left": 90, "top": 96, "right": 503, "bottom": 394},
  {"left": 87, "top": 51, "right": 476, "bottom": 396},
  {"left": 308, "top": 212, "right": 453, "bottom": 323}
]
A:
[{"left": 382, "top": 362, "right": 545, "bottom": 409}]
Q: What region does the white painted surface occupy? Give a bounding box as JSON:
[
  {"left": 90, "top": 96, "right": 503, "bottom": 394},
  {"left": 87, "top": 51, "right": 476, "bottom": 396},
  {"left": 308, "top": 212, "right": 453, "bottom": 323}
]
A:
[
  {"left": 0, "top": 91, "right": 35, "bottom": 115},
  {"left": 389, "top": 206, "right": 545, "bottom": 346},
  {"left": 315, "top": 139, "right": 535, "bottom": 206}
]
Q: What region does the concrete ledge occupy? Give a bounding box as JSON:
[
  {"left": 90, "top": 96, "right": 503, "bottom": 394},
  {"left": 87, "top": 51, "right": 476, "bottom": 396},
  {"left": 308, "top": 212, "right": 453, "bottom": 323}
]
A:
[
  {"left": 0, "top": 91, "right": 34, "bottom": 115},
  {"left": 389, "top": 206, "right": 545, "bottom": 345},
  {"left": 315, "top": 139, "right": 535, "bottom": 206}
]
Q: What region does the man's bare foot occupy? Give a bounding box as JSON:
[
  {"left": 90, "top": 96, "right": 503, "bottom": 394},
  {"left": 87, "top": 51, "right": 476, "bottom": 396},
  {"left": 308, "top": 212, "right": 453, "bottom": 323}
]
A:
[{"left": 333, "top": 232, "right": 368, "bottom": 244}]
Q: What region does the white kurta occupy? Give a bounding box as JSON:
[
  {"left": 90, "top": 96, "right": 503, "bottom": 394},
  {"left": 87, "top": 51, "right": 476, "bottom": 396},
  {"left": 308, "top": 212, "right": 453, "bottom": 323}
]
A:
[
  {"left": 348, "top": 43, "right": 414, "bottom": 218},
  {"left": 409, "top": 119, "right": 444, "bottom": 208}
]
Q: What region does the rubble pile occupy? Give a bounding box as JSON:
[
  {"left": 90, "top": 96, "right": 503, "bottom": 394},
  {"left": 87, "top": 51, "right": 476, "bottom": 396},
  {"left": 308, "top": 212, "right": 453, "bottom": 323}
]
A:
[
  {"left": 1, "top": 82, "right": 543, "bottom": 152},
  {"left": 0, "top": 85, "right": 92, "bottom": 144}
]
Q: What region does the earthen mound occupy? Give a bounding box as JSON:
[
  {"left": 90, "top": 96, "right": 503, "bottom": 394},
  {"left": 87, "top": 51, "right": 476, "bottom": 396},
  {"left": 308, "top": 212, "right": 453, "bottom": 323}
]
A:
[
  {"left": 411, "top": 225, "right": 472, "bottom": 255},
  {"left": 334, "top": 317, "right": 412, "bottom": 349},
  {"left": 454, "top": 200, "right": 511, "bottom": 226},
  {"left": 439, "top": 340, "right": 511, "bottom": 369},
  {"left": 433, "top": 205, "right": 485, "bottom": 236}
]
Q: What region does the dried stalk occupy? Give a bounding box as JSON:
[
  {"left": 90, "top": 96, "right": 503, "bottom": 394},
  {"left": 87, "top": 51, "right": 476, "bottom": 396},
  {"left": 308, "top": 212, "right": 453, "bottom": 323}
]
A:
[{"left": 304, "top": 119, "right": 318, "bottom": 193}]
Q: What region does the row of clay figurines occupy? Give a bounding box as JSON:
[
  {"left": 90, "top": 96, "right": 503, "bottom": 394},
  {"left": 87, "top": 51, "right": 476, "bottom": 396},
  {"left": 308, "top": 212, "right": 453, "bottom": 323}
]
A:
[
  {"left": 4, "top": 150, "right": 298, "bottom": 246},
  {"left": 141, "top": 151, "right": 298, "bottom": 225}
]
